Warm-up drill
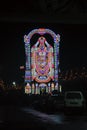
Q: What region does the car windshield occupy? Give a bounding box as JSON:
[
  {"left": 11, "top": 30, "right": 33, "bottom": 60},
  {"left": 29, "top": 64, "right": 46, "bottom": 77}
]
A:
[{"left": 66, "top": 93, "right": 81, "bottom": 99}]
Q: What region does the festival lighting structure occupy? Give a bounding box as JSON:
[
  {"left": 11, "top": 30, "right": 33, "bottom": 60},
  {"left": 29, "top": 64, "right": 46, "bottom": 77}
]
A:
[{"left": 24, "top": 28, "right": 60, "bottom": 94}]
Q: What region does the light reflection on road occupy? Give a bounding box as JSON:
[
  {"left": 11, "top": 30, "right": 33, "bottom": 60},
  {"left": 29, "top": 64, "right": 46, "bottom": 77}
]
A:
[
  {"left": 21, "top": 108, "right": 66, "bottom": 124},
  {"left": 21, "top": 107, "right": 87, "bottom": 125},
  {"left": 0, "top": 106, "right": 87, "bottom": 130}
]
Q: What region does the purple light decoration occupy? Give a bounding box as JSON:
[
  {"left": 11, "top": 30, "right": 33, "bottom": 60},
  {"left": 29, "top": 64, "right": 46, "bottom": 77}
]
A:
[{"left": 24, "top": 28, "right": 60, "bottom": 90}]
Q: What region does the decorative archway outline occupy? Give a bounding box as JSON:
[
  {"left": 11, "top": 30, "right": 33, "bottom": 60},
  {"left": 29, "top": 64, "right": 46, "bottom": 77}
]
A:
[{"left": 24, "top": 28, "right": 60, "bottom": 93}]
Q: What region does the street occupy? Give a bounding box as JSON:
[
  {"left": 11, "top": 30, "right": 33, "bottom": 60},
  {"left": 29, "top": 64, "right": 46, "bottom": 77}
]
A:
[{"left": 0, "top": 106, "right": 87, "bottom": 130}]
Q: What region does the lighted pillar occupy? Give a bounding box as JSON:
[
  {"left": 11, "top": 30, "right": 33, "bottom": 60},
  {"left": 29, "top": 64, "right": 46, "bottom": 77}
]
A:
[
  {"left": 51, "top": 83, "right": 55, "bottom": 91},
  {"left": 59, "top": 84, "right": 62, "bottom": 92},
  {"left": 55, "top": 83, "right": 58, "bottom": 90},
  {"left": 24, "top": 35, "right": 31, "bottom": 84},
  {"left": 35, "top": 83, "right": 38, "bottom": 94},
  {"left": 32, "top": 83, "right": 35, "bottom": 94},
  {"left": 48, "top": 83, "right": 51, "bottom": 93},
  {"left": 54, "top": 34, "right": 60, "bottom": 89},
  {"left": 25, "top": 83, "right": 31, "bottom": 94},
  {"left": 46, "top": 85, "right": 49, "bottom": 93}
]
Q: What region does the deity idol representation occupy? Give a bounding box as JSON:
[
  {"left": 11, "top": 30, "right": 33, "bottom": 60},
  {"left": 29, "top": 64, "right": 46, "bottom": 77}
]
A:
[{"left": 31, "top": 36, "right": 54, "bottom": 83}]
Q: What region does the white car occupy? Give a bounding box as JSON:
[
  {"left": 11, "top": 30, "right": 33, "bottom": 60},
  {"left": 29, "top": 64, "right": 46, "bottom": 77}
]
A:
[{"left": 64, "top": 91, "right": 86, "bottom": 111}]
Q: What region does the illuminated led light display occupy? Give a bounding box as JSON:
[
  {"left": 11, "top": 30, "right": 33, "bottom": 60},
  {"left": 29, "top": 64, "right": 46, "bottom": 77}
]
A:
[
  {"left": 31, "top": 36, "right": 54, "bottom": 83},
  {"left": 24, "top": 28, "right": 60, "bottom": 94}
]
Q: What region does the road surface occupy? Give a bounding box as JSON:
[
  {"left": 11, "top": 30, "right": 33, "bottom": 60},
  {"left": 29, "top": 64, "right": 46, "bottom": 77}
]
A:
[{"left": 0, "top": 106, "right": 87, "bottom": 130}]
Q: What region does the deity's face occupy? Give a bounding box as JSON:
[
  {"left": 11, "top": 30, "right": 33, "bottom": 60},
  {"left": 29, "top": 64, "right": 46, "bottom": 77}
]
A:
[{"left": 38, "top": 36, "right": 46, "bottom": 50}]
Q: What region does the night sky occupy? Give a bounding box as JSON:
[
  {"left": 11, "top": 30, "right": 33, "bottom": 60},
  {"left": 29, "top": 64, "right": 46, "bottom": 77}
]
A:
[{"left": 0, "top": 22, "right": 87, "bottom": 84}]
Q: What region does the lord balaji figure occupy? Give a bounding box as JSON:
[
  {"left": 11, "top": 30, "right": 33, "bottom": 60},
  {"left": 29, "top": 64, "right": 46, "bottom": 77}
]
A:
[{"left": 31, "top": 36, "right": 54, "bottom": 83}]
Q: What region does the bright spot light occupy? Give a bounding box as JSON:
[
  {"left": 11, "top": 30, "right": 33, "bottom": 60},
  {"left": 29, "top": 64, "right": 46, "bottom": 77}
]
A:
[{"left": 12, "top": 82, "right": 16, "bottom": 86}]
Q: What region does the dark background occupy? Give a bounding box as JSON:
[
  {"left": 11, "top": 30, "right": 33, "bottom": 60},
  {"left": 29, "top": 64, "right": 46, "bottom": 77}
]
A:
[{"left": 0, "top": 0, "right": 87, "bottom": 84}]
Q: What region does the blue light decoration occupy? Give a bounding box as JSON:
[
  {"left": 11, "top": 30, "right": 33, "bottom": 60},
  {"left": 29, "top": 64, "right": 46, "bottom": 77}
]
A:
[{"left": 24, "top": 28, "right": 60, "bottom": 94}]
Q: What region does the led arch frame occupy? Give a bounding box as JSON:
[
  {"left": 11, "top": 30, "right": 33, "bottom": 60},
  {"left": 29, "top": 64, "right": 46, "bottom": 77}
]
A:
[{"left": 24, "top": 28, "right": 60, "bottom": 94}]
